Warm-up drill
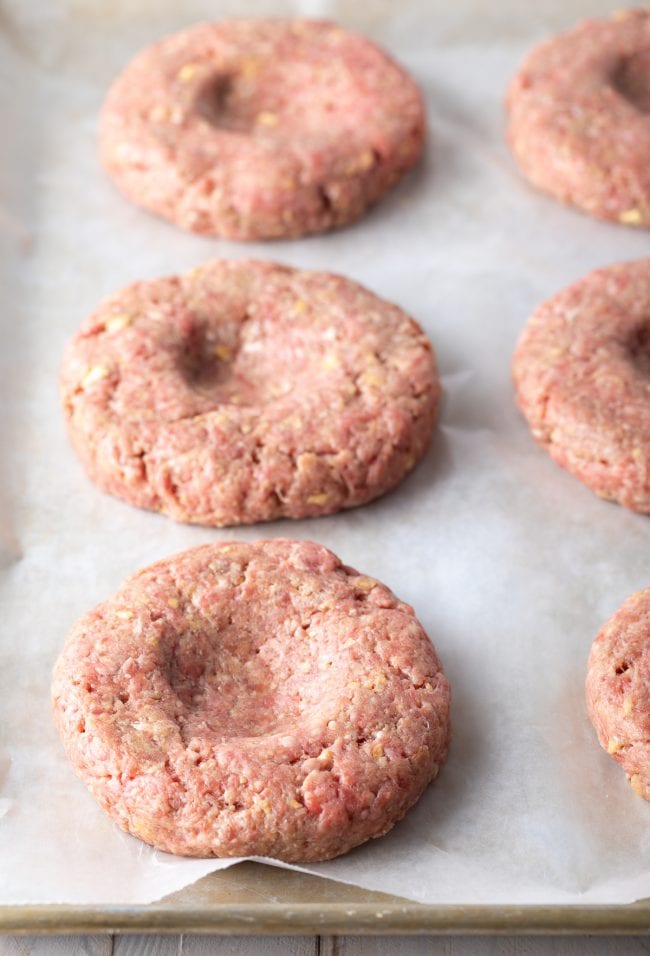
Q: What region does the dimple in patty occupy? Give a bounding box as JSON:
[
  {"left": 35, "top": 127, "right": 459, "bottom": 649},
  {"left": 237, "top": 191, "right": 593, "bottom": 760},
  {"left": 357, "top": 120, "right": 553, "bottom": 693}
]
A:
[{"left": 612, "top": 49, "right": 650, "bottom": 114}]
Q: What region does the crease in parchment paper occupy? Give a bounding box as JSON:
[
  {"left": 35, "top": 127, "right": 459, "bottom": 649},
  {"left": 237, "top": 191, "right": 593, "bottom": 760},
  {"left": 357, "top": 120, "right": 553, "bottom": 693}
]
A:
[{"left": 2, "top": 0, "right": 650, "bottom": 907}]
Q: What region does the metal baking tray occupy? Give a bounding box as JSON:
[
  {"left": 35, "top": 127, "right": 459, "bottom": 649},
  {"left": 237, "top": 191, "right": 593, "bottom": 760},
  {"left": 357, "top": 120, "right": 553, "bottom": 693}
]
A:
[
  {"left": 3, "top": 0, "right": 650, "bottom": 937},
  {"left": 2, "top": 864, "right": 650, "bottom": 935}
]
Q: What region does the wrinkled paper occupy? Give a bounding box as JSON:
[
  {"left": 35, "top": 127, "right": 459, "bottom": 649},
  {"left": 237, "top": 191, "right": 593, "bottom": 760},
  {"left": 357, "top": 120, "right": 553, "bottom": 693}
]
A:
[{"left": 1, "top": 0, "right": 649, "bottom": 906}]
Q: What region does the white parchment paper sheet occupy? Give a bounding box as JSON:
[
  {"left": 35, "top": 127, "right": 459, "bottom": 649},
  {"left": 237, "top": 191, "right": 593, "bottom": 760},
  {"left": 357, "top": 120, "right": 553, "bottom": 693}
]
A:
[{"left": 1, "top": 0, "right": 649, "bottom": 906}]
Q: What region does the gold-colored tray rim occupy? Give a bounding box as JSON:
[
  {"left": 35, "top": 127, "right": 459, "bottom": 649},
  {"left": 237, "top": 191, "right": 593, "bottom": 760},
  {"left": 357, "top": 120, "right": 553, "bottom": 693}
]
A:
[{"left": 1, "top": 863, "right": 649, "bottom": 936}]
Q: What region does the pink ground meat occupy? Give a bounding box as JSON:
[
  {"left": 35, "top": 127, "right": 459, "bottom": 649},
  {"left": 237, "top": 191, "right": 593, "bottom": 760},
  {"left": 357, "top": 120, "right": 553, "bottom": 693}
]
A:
[
  {"left": 586, "top": 586, "right": 650, "bottom": 801},
  {"left": 60, "top": 259, "right": 439, "bottom": 526},
  {"left": 507, "top": 9, "right": 650, "bottom": 226},
  {"left": 51, "top": 539, "right": 451, "bottom": 861},
  {"left": 100, "top": 18, "right": 424, "bottom": 239},
  {"left": 513, "top": 258, "right": 650, "bottom": 511}
]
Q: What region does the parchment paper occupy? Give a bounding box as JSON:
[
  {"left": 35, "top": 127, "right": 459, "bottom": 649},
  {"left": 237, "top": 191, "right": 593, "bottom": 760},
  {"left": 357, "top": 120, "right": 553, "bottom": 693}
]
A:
[{"left": 1, "top": 0, "right": 650, "bottom": 906}]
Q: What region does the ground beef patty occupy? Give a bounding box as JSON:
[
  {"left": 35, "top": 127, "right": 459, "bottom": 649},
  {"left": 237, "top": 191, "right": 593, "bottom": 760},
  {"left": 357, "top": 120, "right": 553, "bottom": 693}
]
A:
[
  {"left": 586, "top": 587, "right": 650, "bottom": 801},
  {"left": 512, "top": 259, "right": 650, "bottom": 512},
  {"left": 506, "top": 8, "right": 650, "bottom": 226},
  {"left": 51, "top": 539, "right": 451, "bottom": 861},
  {"left": 60, "top": 260, "right": 438, "bottom": 526},
  {"left": 99, "top": 18, "right": 424, "bottom": 239}
]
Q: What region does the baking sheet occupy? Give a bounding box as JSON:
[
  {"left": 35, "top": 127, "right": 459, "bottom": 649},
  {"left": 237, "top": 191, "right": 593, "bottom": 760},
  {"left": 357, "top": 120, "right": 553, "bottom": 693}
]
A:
[{"left": 1, "top": 0, "right": 650, "bottom": 908}]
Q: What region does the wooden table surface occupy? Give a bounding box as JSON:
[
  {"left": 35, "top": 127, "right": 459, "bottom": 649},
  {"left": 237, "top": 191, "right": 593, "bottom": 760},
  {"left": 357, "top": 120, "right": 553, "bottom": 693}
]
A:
[{"left": 2, "top": 935, "right": 650, "bottom": 953}]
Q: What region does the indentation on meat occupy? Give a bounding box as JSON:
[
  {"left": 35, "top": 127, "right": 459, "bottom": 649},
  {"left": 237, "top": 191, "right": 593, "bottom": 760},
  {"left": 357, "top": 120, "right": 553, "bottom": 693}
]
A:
[
  {"left": 627, "top": 320, "right": 650, "bottom": 376},
  {"left": 195, "top": 74, "right": 241, "bottom": 130},
  {"left": 611, "top": 50, "right": 650, "bottom": 113}
]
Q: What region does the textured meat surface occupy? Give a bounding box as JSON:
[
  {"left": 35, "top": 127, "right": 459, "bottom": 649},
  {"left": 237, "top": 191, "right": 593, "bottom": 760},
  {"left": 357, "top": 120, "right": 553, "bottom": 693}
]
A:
[
  {"left": 99, "top": 18, "right": 425, "bottom": 239},
  {"left": 51, "top": 539, "right": 451, "bottom": 861},
  {"left": 586, "top": 587, "right": 650, "bottom": 800},
  {"left": 60, "top": 259, "right": 438, "bottom": 526},
  {"left": 506, "top": 8, "right": 650, "bottom": 226},
  {"left": 512, "top": 258, "right": 650, "bottom": 511}
]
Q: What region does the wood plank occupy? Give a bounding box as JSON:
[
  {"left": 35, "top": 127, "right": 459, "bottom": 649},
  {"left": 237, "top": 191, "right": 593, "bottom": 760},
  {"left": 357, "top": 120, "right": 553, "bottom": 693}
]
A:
[
  {"left": 0, "top": 936, "right": 112, "bottom": 956},
  {"left": 321, "top": 937, "right": 650, "bottom": 955},
  {"left": 180, "top": 938, "right": 317, "bottom": 955},
  {"left": 113, "top": 937, "right": 318, "bottom": 956},
  {"left": 113, "top": 935, "right": 179, "bottom": 955}
]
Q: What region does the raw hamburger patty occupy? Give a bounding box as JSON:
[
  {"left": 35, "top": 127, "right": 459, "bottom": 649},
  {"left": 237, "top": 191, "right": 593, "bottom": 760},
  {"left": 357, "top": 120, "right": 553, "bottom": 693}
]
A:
[
  {"left": 586, "top": 587, "right": 650, "bottom": 800},
  {"left": 506, "top": 8, "right": 650, "bottom": 226},
  {"left": 512, "top": 259, "right": 650, "bottom": 511},
  {"left": 60, "top": 260, "right": 438, "bottom": 526},
  {"left": 51, "top": 539, "right": 451, "bottom": 861},
  {"left": 99, "top": 19, "right": 425, "bottom": 239}
]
